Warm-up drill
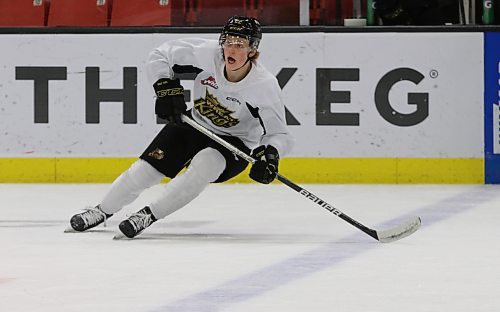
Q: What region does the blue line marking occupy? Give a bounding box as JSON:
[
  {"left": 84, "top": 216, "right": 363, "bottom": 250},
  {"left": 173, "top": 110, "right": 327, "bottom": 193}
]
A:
[{"left": 149, "top": 186, "right": 497, "bottom": 312}]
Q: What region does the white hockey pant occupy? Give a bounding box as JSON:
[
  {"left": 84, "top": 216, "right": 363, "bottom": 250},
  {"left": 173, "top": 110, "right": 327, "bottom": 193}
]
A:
[
  {"left": 100, "top": 148, "right": 226, "bottom": 219},
  {"left": 100, "top": 159, "right": 164, "bottom": 214},
  {"left": 149, "top": 147, "right": 226, "bottom": 219}
]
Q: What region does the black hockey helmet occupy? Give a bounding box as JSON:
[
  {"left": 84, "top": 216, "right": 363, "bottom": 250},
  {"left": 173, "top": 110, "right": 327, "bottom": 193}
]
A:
[{"left": 219, "top": 16, "right": 262, "bottom": 50}]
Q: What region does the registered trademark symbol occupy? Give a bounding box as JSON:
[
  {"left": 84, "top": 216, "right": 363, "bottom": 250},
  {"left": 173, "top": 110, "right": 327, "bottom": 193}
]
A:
[{"left": 429, "top": 70, "right": 438, "bottom": 78}]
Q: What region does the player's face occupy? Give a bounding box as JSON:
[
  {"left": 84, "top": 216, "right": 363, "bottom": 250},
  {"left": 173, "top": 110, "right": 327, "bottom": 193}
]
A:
[{"left": 222, "top": 36, "right": 253, "bottom": 71}]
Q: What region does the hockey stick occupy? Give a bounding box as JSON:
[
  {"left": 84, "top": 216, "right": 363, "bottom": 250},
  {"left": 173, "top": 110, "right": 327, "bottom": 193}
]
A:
[{"left": 181, "top": 115, "right": 421, "bottom": 243}]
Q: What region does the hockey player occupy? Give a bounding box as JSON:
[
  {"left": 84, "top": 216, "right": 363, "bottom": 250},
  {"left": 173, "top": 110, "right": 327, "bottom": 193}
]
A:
[{"left": 68, "top": 16, "right": 294, "bottom": 238}]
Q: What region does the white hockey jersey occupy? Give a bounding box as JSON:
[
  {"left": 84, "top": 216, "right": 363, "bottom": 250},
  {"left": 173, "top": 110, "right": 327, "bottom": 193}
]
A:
[{"left": 147, "top": 38, "right": 294, "bottom": 157}]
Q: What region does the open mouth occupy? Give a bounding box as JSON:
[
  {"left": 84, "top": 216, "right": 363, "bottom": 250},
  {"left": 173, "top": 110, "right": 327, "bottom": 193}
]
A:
[{"left": 227, "top": 56, "right": 236, "bottom": 64}]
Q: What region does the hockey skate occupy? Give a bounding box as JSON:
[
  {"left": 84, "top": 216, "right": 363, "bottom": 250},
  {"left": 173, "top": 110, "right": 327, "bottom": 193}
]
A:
[
  {"left": 118, "top": 206, "right": 157, "bottom": 239},
  {"left": 68, "top": 205, "right": 113, "bottom": 232}
]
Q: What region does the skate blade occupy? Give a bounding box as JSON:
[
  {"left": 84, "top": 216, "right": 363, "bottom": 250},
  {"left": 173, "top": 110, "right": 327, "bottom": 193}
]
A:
[
  {"left": 64, "top": 226, "right": 77, "bottom": 233},
  {"left": 113, "top": 233, "right": 131, "bottom": 240}
]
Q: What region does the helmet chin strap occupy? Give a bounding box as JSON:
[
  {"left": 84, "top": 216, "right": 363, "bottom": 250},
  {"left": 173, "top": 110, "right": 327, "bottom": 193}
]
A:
[
  {"left": 230, "top": 51, "right": 253, "bottom": 72},
  {"left": 231, "top": 58, "right": 250, "bottom": 71}
]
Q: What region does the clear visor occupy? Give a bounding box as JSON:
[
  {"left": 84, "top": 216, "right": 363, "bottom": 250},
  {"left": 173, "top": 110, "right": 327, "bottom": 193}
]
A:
[{"left": 222, "top": 35, "right": 251, "bottom": 49}]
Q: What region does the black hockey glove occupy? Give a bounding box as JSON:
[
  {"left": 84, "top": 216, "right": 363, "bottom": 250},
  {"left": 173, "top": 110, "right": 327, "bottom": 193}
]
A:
[
  {"left": 153, "top": 78, "right": 186, "bottom": 124},
  {"left": 249, "top": 145, "right": 279, "bottom": 184}
]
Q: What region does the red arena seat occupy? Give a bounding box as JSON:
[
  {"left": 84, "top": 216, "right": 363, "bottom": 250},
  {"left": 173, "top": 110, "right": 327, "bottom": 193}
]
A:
[
  {"left": 0, "top": 0, "right": 50, "bottom": 26},
  {"left": 47, "top": 0, "right": 111, "bottom": 26},
  {"left": 111, "top": 0, "right": 187, "bottom": 26},
  {"left": 196, "top": 0, "right": 245, "bottom": 26},
  {"left": 246, "top": 0, "right": 299, "bottom": 26}
]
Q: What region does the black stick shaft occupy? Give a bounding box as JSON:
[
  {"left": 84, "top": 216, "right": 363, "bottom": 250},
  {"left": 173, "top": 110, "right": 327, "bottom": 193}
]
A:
[
  {"left": 181, "top": 115, "right": 381, "bottom": 241},
  {"left": 276, "top": 174, "right": 378, "bottom": 240}
]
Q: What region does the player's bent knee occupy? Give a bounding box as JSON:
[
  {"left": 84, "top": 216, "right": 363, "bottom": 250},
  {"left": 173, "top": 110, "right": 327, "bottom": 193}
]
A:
[{"left": 189, "top": 148, "right": 226, "bottom": 183}]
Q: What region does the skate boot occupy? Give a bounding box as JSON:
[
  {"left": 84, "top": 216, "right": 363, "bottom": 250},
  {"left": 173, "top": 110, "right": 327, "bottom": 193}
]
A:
[
  {"left": 118, "top": 206, "right": 157, "bottom": 238},
  {"left": 70, "top": 205, "right": 113, "bottom": 232}
]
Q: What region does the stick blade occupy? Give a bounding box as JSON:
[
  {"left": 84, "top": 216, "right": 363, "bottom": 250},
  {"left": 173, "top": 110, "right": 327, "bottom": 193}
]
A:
[{"left": 376, "top": 216, "right": 421, "bottom": 243}]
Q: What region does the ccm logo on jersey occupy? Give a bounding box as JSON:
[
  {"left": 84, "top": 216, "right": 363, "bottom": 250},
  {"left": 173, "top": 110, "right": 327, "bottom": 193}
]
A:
[
  {"left": 226, "top": 96, "right": 241, "bottom": 105},
  {"left": 201, "top": 76, "right": 219, "bottom": 89}
]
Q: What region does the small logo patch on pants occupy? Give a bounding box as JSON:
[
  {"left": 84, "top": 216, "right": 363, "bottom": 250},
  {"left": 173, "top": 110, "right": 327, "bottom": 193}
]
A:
[{"left": 148, "top": 148, "right": 165, "bottom": 160}]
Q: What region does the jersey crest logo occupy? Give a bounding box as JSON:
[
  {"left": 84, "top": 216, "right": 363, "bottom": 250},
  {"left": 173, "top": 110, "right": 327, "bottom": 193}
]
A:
[
  {"left": 194, "top": 90, "right": 239, "bottom": 128},
  {"left": 201, "top": 76, "right": 219, "bottom": 89}
]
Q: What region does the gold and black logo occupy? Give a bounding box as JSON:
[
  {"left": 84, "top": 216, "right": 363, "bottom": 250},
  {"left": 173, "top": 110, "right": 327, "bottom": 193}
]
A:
[
  {"left": 148, "top": 148, "right": 165, "bottom": 160},
  {"left": 194, "top": 90, "right": 239, "bottom": 128},
  {"left": 156, "top": 87, "right": 183, "bottom": 98}
]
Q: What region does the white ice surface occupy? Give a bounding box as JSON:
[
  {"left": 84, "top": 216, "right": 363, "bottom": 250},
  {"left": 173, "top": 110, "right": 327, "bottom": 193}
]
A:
[{"left": 0, "top": 183, "right": 499, "bottom": 312}]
